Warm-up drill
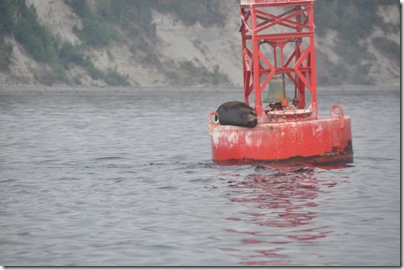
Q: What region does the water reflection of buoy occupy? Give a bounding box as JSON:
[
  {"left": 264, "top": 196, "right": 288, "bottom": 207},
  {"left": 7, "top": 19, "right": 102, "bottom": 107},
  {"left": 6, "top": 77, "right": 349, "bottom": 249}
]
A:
[
  {"left": 221, "top": 165, "right": 339, "bottom": 266},
  {"left": 208, "top": 0, "right": 353, "bottom": 165}
]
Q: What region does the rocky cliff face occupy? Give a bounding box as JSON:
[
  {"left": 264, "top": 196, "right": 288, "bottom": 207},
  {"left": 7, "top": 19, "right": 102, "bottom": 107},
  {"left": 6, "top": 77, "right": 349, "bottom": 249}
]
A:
[{"left": 0, "top": 0, "right": 400, "bottom": 87}]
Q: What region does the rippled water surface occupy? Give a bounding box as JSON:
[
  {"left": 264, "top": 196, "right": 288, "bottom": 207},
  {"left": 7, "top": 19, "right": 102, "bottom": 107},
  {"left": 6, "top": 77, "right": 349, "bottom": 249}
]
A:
[{"left": 0, "top": 86, "right": 400, "bottom": 266}]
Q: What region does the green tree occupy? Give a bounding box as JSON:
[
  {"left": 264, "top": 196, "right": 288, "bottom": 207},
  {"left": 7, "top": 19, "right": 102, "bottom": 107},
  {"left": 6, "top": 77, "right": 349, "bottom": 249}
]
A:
[
  {"left": 0, "top": 41, "right": 13, "bottom": 71},
  {"left": 0, "top": 0, "right": 14, "bottom": 38},
  {"left": 66, "top": 0, "right": 120, "bottom": 47},
  {"left": 14, "top": 2, "right": 56, "bottom": 62}
]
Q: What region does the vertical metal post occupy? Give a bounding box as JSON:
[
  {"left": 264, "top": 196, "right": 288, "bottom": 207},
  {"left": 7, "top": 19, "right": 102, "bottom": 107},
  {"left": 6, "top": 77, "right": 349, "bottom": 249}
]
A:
[
  {"left": 251, "top": 6, "right": 265, "bottom": 115},
  {"left": 239, "top": 0, "right": 318, "bottom": 119},
  {"left": 308, "top": 2, "right": 318, "bottom": 118}
]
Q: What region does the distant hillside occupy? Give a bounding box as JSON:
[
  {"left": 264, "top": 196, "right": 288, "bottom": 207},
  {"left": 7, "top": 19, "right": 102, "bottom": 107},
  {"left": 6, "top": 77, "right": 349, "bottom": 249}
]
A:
[{"left": 0, "top": 0, "right": 400, "bottom": 87}]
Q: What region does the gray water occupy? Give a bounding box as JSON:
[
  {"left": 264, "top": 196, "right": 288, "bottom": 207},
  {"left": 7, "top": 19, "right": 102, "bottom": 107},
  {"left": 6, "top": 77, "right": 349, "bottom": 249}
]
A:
[{"left": 0, "top": 86, "right": 400, "bottom": 266}]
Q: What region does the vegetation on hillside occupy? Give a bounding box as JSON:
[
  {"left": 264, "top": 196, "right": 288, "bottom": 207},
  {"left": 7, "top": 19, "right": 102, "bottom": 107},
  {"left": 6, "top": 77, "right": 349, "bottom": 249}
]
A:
[
  {"left": 0, "top": 0, "right": 13, "bottom": 72},
  {"left": 0, "top": 0, "right": 399, "bottom": 86},
  {"left": 65, "top": 0, "right": 122, "bottom": 47},
  {"left": 64, "top": 0, "right": 229, "bottom": 85},
  {"left": 152, "top": 0, "right": 226, "bottom": 27},
  {"left": 315, "top": 0, "right": 399, "bottom": 43},
  {"left": 314, "top": 0, "right": 400, "bottom": 85},
  {"left": 0, "top": 0, "right": 130, "bottom": 85}
]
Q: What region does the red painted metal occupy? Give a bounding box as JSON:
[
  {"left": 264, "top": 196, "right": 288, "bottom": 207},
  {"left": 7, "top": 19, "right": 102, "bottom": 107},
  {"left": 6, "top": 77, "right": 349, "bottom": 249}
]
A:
[
  {"left": 208, "top": 109, "right": 353, "bottom": 164},
  {"left": 240, "top": 0, "right": 317, "bottom": 116},
  {"left": 208, "top": 0, "right": 353, "bottom": 164}
]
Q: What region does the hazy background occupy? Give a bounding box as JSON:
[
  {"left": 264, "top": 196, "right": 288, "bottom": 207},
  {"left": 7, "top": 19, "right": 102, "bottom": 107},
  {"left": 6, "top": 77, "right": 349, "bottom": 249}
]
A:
[{"left": 0, "top": 0, "right": 400, "bottom": 88}]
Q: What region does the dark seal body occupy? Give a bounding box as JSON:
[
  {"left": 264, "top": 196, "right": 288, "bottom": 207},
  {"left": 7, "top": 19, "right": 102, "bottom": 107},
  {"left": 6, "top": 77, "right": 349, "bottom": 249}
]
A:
[{"left": 216, "top": 101, "right": 258, "bottom": 128}]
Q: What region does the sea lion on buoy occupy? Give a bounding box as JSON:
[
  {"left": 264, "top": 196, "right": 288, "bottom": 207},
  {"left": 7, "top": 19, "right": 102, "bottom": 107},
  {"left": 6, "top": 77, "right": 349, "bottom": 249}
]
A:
[{"left": 216, "top": 101, "right": 258, "bottom": 128}]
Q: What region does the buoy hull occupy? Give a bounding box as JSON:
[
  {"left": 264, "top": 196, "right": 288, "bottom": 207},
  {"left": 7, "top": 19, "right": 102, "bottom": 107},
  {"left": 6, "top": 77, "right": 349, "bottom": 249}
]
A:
[{"left": 208, "top": 116, "right": 353, "bottom": 164}]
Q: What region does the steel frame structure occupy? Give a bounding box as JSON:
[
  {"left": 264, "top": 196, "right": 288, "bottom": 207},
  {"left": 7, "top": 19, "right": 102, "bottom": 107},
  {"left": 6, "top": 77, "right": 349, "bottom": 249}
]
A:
[
  {"left": 240, "top": 0, "right": 317, "bottom": 118},
  {"left": 207, "top": 0, "right": 353, "bottom": 164}
]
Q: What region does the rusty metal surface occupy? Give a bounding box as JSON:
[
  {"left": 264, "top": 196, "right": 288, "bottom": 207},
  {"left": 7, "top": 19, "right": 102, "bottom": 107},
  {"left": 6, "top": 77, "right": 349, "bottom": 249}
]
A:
[
  {"left": 212, "top": 152, "right": 353, "bottom": 166},
  {"left": 208, "top": 0, "right": 353, "bottom": 164},
  {"left": 240, "top": 1, "right": 317, "bottom": 116},
  {"left": 209, "top": 112, "right": 353, "bottom": 163}
]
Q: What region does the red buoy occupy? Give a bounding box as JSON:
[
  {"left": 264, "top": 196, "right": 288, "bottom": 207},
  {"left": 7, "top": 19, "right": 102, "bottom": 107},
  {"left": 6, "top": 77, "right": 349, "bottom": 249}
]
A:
[{"left": 208, "top": 0, "right": 353, "bottom": 164}]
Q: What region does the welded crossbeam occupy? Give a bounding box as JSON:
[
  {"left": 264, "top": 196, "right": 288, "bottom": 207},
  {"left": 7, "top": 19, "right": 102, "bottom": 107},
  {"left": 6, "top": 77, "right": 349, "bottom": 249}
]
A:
[
  {"left": 239, "top": 0, "right": 317, "bottom": 117},
  {"left": 241, "top": 0, "right": 313, "bottom": 6}
]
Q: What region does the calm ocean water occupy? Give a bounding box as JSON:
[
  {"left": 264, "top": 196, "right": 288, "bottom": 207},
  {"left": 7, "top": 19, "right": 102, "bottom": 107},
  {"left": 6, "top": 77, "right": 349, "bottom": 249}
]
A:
[{"left": 0, "top": 86, "right": 400, "bottom": 266}]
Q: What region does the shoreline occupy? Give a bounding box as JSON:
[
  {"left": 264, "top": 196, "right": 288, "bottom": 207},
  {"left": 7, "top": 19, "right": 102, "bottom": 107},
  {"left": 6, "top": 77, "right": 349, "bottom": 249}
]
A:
[{"left": 0, "top": 83, "right": 400, "bottom": 95}]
